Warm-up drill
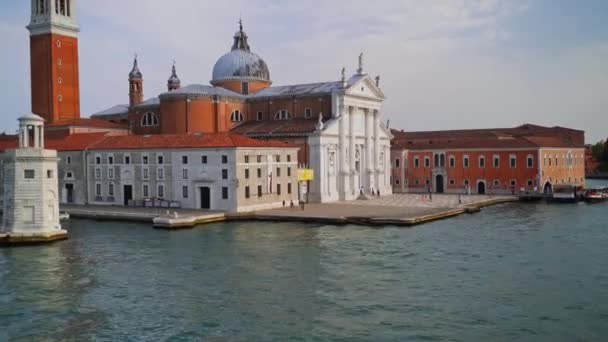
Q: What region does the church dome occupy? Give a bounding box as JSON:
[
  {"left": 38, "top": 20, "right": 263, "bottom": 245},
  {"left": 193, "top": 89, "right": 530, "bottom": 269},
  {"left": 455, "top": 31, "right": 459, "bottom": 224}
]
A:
[{"left": 211, "top": 21, "right": 270, "bottom": 85}]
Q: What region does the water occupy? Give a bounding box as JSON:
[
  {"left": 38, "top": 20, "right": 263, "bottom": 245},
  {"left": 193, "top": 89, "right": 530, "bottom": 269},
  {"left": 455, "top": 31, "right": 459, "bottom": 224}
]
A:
[{"left": 2, "top": 182, "right": 608, "bottom": 341}]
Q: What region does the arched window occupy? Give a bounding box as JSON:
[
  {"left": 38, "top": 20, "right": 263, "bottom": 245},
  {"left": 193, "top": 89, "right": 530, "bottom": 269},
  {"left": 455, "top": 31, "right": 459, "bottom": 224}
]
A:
[
  {"left": 274, "top": 110, "right": 290, "bottom": 120},
  {"left": 231, "top": 110, "right": 244, "bottom": 122},
  {"left": 141, "top": 112, "right": 159, "bottom": 127},
  {"left": 60, "top": 0, "right": 66, "bottom": 15}
]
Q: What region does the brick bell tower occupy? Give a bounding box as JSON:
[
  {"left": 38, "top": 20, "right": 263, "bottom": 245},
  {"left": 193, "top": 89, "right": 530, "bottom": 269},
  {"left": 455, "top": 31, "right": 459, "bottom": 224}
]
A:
[{"left": 27, "top": 0, "right": 80, "bottom": 124}]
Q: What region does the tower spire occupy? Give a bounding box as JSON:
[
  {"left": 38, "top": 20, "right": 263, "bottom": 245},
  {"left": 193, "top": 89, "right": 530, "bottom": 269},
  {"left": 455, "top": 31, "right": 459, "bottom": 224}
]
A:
[
  {"left": 232, "top": 17, "right": 250, "bottom": 51},
  {"left": 167, "top": 60, "right": 181, "bottom": 91}
]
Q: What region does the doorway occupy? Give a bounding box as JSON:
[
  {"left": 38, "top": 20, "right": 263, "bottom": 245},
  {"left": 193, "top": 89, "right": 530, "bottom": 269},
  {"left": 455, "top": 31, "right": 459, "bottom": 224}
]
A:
[
  {"left": 123, "top": 185, "right": 133, "bottom": 206},
  {"left": 543, "top": 182, "right": 553, "bottom": 194},
  {"left": 435, "top": 175, "right": 444, "bottom": 194},
  {"left": 477, "top": 181, "right": 486, "bottom": 195},
  {"left": 199, "top": 187, "right": 211, "bottom": 209},
  {"left": 65, "top": 183, "right": 74, "bottom": 203}
]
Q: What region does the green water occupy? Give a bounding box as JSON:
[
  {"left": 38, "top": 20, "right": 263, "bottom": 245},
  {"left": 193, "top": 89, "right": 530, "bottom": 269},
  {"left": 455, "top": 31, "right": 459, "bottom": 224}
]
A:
[{"left": 1, "top": 181, "right": 608, "bottom": 341}]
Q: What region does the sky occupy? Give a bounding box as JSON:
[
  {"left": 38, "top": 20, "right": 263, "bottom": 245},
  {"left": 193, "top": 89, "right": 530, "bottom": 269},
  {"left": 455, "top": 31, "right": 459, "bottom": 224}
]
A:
[{"left": 1, "top": 0, "right": 607, "bottom": 143}]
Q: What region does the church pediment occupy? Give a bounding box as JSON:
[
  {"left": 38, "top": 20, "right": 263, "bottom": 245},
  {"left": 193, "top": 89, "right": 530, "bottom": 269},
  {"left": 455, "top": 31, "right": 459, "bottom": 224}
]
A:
[{"left": 345, "top": 76, "right": 385, "bottom": 100}]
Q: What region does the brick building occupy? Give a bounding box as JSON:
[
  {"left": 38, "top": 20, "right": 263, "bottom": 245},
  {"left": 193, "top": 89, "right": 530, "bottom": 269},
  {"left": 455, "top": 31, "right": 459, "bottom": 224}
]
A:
[
  {"left": 93, "top": 21, "right": 393, "bottom": 202},
  {"left": 391, "top": 124, "right": 586, "bottom": 195}
]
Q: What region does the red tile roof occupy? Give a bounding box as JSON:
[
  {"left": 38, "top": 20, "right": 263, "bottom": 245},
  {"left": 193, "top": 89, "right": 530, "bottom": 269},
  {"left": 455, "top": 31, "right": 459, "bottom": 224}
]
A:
[
  {"left": 88, "top": 132, "right": 292, "bottom": 150},
  {"left": 391, "top": 124, "right": 584, "bottom": 150},
  {"left": 46, "top": 118, "right": 128, "bottom": 129},
  {"left": 0, "top": 133, "right": 109, "bottom": 152},
  {"left": 231, "top": 118, "right": 321, "bottom": 136}
]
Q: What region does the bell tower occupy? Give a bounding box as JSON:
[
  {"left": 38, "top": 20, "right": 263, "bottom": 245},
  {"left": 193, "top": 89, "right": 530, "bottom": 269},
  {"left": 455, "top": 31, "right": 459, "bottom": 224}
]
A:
[{"left": 27, "top": 0, "right": 80, "bottom": 124}]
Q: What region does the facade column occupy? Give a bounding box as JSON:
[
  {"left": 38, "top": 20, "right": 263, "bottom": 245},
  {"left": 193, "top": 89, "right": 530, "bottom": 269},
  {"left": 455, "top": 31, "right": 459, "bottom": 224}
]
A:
[
  {"left": 364, "top": 108, "right": 373, "bottom": 191},
  {"left": 24, "top": 126, "right": 29, "bottom": 148},
  {"left": 338, "top": 103, "right": 348, "bottom": 199},
  {"left": 40, "top": 125, "right": 45, "bottom": 148},
  {"left": 348, "top": 106, "right": 355, "bottom": 197},
  {"left": 374, "top": 109, "right": 381, "bottom": 189}
]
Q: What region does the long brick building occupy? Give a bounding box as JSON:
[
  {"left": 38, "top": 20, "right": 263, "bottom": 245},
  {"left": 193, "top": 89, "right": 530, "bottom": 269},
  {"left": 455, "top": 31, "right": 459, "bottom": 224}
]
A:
[{"left": 391, "top": 124, "right": 586, "bottom": 195}]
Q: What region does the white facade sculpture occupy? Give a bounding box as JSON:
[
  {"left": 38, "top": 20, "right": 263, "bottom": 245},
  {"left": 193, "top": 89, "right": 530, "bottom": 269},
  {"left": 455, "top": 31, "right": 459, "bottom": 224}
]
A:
[{"left": 308, "top": 74, "right": 393, "bottom": 202}]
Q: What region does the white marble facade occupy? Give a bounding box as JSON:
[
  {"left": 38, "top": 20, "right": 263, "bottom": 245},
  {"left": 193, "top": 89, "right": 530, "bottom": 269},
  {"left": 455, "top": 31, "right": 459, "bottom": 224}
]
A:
[{"left": 308, "top": 75, "right": 393, "bottom": 202}]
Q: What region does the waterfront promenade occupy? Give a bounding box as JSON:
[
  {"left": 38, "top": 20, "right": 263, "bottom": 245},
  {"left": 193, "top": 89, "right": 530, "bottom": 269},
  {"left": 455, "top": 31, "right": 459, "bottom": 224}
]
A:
[{"left": 61, "top": 194, "right": 516, "bottom": 229}]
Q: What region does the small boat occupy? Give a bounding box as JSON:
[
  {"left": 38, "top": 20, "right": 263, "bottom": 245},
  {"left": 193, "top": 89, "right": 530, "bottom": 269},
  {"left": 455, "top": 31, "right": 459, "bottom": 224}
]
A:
[
  {"left": 59, "top": 212, "right": 70, "bottom": 220},
  {"left": 583, "top": 187, "right": 608, "bottom": 203}
]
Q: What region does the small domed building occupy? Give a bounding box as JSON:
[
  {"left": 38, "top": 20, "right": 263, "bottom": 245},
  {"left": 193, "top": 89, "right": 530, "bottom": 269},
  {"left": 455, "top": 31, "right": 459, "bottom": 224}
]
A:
[{"left": 93, "top": 21, "right": 394, "bottom": 202}]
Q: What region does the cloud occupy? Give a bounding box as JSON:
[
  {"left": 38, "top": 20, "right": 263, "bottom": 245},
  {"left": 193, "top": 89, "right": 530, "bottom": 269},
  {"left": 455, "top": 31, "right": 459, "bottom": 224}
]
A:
[{"left": 1, "top": 0, "right": 607, "bottom": 142}]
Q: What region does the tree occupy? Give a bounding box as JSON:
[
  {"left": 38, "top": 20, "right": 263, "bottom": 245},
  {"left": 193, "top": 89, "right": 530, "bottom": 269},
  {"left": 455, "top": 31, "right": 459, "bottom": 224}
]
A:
[{"left": 591, "top": 140, "right": 605, "bottom": 161}]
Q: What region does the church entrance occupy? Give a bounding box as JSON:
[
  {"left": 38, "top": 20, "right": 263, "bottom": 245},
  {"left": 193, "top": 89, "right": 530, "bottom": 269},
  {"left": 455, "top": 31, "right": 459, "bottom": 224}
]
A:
[
  {"left": 477, "top": 181, "right": 486, "bottom": 195},
  {"left": 199, "top": 187, "right": 211, "bottom": 210},
  {"left": 65, "top": 183, "right": 74, "bottom": 203},
  {"left": 435, "top": 175, "right": 444, "bottom": 193},
  {"left": 123, "top": 185, "right": 133, "bottom": 206}
]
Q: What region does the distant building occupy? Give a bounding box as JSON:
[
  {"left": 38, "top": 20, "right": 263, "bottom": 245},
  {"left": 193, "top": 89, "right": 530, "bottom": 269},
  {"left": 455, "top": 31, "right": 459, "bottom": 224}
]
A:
[
  {"left": 92, "top": 21, "right": 393, "bottom": 202},
  {"left": 0, "top": 114, "right": 66, "bottom": 244},
  {"left": 391, "top": 124, "right": 586, "bottom": 195}
]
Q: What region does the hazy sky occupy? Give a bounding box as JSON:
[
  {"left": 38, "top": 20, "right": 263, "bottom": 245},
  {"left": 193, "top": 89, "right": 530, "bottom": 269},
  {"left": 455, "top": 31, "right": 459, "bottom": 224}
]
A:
[{"left": 1, "top": 0, "right": 607, "bottom": 142}]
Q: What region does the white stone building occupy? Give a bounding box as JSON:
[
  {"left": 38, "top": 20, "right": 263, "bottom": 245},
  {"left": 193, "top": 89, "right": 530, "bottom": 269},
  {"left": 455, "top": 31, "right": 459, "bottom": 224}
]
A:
[{"left": 0, "top": 114, "right": 65, "bottom": 244}]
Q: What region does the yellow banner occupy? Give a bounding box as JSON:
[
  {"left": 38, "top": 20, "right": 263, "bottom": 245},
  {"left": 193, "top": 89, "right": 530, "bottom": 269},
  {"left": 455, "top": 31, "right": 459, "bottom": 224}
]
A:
[{"left": 297, "top": 169, "right": 314, "bottom": 181}]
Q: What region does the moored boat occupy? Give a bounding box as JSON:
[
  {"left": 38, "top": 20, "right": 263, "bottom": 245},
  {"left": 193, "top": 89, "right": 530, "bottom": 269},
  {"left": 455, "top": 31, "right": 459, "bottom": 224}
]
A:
[
  {"left": 583, "top": 187, "right": 608, "bottom": 203},
  {"left": 547, "top": 184, "right": 583, "bottom": 204}
]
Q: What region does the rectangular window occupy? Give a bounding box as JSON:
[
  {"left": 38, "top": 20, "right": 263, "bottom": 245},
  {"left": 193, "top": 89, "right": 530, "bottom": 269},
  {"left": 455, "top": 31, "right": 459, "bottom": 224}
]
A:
[
  {"left": 143, "top": 184, "right": 149, "bottom": 197},
  {"left": 257, "top": 168, "right": 262, "bottom": 178},
  {"left": 464, "top": 156, "right": 470, "bottom": 168},
  {"left": 245, "top": 169, "right": 250, "bottom": 179},
  {"left": 222, "top": 187, "right": 229, "bottom": 199},
  {"left": 24, "top": 169, "right": 35, "bottom": 179},
  {"left": 527, "top": 179, "right": 533, "bottom": 186},
  {"left": 182, "top": 156, "right": 188, "bottom": 164},
  {"left": 510, "top": 179, "right": 517, "bottom": 186},
  {"left": 245, "top": 186, "right": 250, "bottom": 199},
  {"left": 287, "top": 155, "right": 291, "bottom": 163},
  {"left": 277, "top": 167, "right": 281, "bottom": 177},
  {"left": 108, "top": 156, "right": 114, "bottom": 165},
  {"left": 182, "top": 169, "right": 188, "bottom": 179},
  {"left": 257, "top": 185, "right": 262, "bottom": 197},
  {"left": 109, "top": 183, "right": 114, "bottom": 197},
  {"left": 479, "top": 157, "right": 485, "bottom": 168},
  {"left": 395, "top": 159, "right": 400, "bottom": 168},
  {"left": 449, "top": 157, "right": 455, "bottom": 168},
  {"left": 66, "top": 156, "right": 72, "bottom": 164},
  {"left": 143, "top": 168, "right": 149, "bottom": 180},
  {"left": 108, "top": 168, "right": 114, "bottom": 179},
  {"left": 257, "top": 155, "right": 262, "bottom": 163},
  {"left": 242, "top": 82, "right": 249, "bottom": 95},
  {"left": 450, "top": 179, "right": 456, "bottom": 185},
  {"left": 47, "top": 170, "right": 53, "bottom": 178},
  {"left": 527, "top": 157, "right": 533, "bottom": 168},
  {"left": 287, "top": 183, "right": 292, "bottom": 194},
  {"left": 66, "top": 172, "right": 73, "bottom": 178},
  {"left": 143, "top": 156, "right": 149, "bottom": 165},
  {"left": 257, "top": 111, "right": 263, "bottom": 121},
  {"left": 464, "top": 179, "right": 470, "bottom": 186},
  {"left": 158, "top": 168, "right": 164, "bottom": 180},
  {"left": 95, "top": 156, "right": 101, "bottom": 164},
  {"left": 275, "top": 155, "right": 281, "bottom": 163},
  {"left": 222, "top": 155, "right": 228, "bottom": 164},
  {"left": 95, "top": 168, "right": 101, "bottom": 179},
  {"left": 277, "top": 183, "right": 281, "bottom": 195},
  {"left": 157, "top": 155, "right": 164, "bottom": 164},
  {"left": 158, "top": 184, "right": 165, "bottom": 198},
  {"left": 304, "top": 108, "right": 312, "bottom": 118},
  {"left": 222, "top": 169, "right": 228, "bottom": 179},
  {"left": 493, "top": 156, "right": 500, "bottom": 168},
  {"left": 182, "top": 186, "right": 189, "bottom": 198},
  {"left": 287, "top": 167, "right": 291, "bottom": 177},
  {"left": 244, "top": 155, "right": 250, "bottom": 163},
  {"left": 95, "top": 183, "right": 101, "bottom": 196},
  {"left": 125, "top": 156, "right": 131, "bottom": 165},
  {"left": 510, "top": 156, "right": 517, "bottom": 168}
]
